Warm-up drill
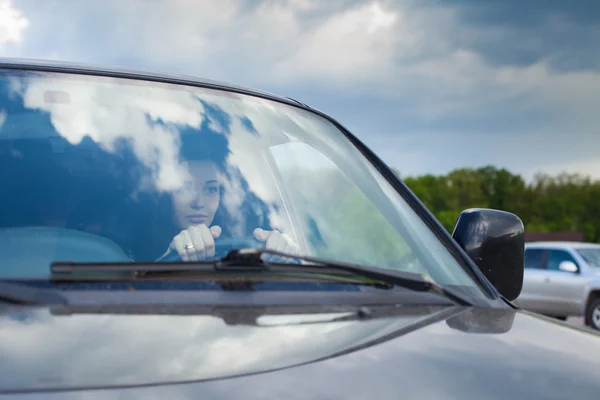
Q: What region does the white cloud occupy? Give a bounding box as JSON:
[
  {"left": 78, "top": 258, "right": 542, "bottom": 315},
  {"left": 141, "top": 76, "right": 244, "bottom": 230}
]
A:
[
  {"left": 0, "top": 0, "right": 28, "bottom": 47},
  {"left": 3, "top": 0, "right": 600, "bottom": 177},
  {"left": 272, "top": 2, "right": 399, "bottom": 82}
]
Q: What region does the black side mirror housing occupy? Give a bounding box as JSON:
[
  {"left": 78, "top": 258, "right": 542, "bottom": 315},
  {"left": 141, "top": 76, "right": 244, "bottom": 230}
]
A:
[{"left": 452, "top": 208, "right": 524, "bottom": 301}]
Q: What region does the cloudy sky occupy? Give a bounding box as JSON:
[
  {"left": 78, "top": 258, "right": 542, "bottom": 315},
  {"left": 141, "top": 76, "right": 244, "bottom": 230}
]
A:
[{"left": 0, "top": 0, "right": 598, "bottom": 180}]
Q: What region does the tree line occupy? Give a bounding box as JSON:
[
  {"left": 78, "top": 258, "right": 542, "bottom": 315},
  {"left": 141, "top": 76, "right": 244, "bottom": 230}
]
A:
[{"left": 397, "top": 166, "right": 600, "bottom": 243}]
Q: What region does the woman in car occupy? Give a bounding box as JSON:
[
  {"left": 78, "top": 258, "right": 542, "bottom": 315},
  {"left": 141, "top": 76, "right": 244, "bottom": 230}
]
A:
[{"left": 154, "top": 130, "right": 300, "bottom": 262}]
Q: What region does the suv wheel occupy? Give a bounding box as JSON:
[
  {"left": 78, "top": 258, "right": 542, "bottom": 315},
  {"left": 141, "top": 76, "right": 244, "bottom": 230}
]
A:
[{"left": 585, "top": 298, "right": 600, "bottom": 330}]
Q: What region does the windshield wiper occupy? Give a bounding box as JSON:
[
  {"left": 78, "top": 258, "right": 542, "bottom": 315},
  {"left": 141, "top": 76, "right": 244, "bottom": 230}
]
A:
[
  {"left": 223, "top": 249, "right": 472, "bottom": 305},
  {"left": 0, "top": 281, "right": 68, "bottom": 305},
  {"left": 51, "top": 248, "right": 472, "bottom": 305}
]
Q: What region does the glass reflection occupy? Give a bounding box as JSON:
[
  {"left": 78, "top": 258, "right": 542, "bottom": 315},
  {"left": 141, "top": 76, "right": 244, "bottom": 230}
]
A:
[
  {"left": 0, "top": 307, "right": 431, "bottom": 392},
  {"left": 0, "top": 69, "right": 484, "bottom": 293}
]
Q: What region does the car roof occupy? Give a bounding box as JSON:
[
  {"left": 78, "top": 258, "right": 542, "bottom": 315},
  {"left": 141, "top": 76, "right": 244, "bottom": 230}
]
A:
[
  {"left": 0, "top": 57, "right": 306, "bottom": 108},
  {"left": 525, "top": 241, "right": 600, "bottom": 250}
]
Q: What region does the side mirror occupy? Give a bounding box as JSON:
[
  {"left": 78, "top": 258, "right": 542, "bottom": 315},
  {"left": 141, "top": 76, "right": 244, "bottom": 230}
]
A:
[
  {"left": 451, "top": 208, "right": 524, "bottom": 301},
  {"left": 558, "top": 261, "right": 578, "bottom": 273}
]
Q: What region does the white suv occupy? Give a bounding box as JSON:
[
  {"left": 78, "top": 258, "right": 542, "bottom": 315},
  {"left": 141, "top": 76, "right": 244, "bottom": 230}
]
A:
[{"left": 515, "top": 241, "right": 600, "bottom": 330}]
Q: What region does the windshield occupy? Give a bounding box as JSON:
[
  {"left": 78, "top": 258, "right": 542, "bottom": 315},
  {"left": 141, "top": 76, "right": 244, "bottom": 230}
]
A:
[
  {"left": 0, "top": 68, "right": 483, "bottom": 294},
  {"left": 576, "top": 248, "right": 600, "bottom": 268}
]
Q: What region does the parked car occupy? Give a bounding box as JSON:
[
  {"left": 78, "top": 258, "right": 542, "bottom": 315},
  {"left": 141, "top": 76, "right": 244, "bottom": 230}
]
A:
[
  {"left": 0, "top": 58, "right": 600, "bottom": 399},
  {"left": 515, "top": 241, "right": 600, "bottom": 329}
]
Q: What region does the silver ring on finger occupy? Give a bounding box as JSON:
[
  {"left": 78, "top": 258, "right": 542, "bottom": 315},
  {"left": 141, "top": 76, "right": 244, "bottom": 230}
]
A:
[
  {"left": 184, "top": 243, "right": 195, "bottom": 252},
  {"left": 184, "top": 243, "right": 196, "bottom": 259}
]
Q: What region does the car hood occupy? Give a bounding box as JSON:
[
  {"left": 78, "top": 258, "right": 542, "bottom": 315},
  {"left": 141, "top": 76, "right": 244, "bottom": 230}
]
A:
[{"left": 1, "top": 305, "right": 600, "bottom": 399}]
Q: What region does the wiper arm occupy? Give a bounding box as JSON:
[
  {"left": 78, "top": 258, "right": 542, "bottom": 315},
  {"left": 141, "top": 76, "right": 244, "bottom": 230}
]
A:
[
  {"left": 0, "top": 281, "right": 68, "bottom": 305},
  {"left": 51, "top": 248, "right": 472, "bottom": 306},
  {"left": 217, "top": 249, "right": 472, "bottom": 306}
]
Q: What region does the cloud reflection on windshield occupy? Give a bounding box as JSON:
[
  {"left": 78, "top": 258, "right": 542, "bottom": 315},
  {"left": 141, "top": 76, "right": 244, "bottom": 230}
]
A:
[
  {"left": 0, "top": 308, "right": 421, "bottom": 392},
  {"left": 9, "top": 73, "right": 302, "bottom": 237},
  {"left": 14, "top": 76, "right": 204, "bottom": 193}
]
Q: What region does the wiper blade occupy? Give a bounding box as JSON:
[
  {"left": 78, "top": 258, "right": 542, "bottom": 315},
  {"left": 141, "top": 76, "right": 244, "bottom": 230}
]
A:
[
  {"left": 0, "top": 281, "right": 68, "bottom": 305},
  {"left": 51, "top": 248, "right": 472, "bottom": 305},
  {"left": 219, "top": 249, "right": 472, "bottom": 306}
]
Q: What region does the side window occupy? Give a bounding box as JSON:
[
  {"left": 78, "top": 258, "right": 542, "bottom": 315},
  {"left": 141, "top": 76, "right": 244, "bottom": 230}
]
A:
[
  {"left": 546, "top": 250, "right": 578, "bottom": 272},
  {"left": 524, "top": 249, "right": 545, "bottom": 269}
]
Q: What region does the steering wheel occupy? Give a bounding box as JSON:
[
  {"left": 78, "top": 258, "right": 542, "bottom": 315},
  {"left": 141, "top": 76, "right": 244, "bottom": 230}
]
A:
[{"left": 157, "top": 236, "right": 266, "bottom": 262}]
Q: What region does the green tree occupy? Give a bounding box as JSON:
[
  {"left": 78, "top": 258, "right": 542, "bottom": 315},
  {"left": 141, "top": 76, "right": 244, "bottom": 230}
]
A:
[{"left": 401, "top": 166, "right": 599, "bottom": 243}]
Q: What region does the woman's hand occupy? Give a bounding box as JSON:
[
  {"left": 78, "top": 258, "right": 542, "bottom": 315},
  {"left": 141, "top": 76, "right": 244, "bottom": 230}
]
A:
[
  {"left": 253, "top": 228, "right": 300, "bottom": 262},
  {"left": 169, "top": 224, "right": 222, "bottom": 261}
]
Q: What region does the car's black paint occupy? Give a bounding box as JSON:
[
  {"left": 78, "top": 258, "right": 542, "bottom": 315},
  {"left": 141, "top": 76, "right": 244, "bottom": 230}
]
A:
[
  {"left": 1, "top": 306, "right": 599, "bottom": 399},
  {"left": 0, "top": 58, "right": 295, "bottom": 107},
  {"left": 452, "top": 208, "right": 525, "bottom": 301}
]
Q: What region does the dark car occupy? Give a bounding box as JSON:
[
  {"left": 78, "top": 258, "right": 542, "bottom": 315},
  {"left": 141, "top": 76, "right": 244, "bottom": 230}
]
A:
[{"left": 0, "top": 58, "right": 598, "bottom": 399}]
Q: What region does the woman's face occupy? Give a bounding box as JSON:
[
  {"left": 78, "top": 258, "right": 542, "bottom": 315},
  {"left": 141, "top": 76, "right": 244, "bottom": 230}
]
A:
[{"left": 173, "top": 160, "right": 221, "bottom": 229}]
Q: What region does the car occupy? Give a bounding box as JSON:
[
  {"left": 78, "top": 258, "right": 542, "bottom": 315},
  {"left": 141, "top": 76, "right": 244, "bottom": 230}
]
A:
[
  {"left": 0, "top": 58, "right": 599, "bottom": 399},
  {"left": 515, "top": 241, "right": 600, "bottom": 329}
]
